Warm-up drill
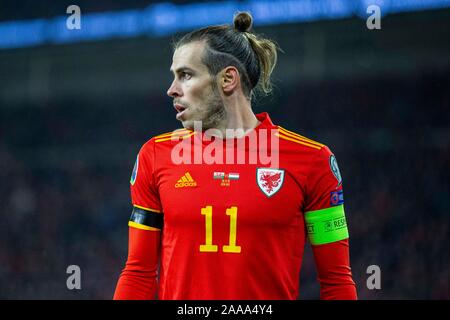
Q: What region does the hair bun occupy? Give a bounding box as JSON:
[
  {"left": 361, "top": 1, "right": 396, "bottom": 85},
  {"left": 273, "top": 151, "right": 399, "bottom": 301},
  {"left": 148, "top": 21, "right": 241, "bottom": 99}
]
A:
[{"left": 233, "top": 12, "right": 253, "bottom": 32}]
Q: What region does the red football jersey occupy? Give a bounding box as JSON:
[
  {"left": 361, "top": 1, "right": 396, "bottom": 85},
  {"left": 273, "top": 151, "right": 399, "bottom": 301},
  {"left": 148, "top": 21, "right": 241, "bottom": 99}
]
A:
[{"left": 115, "top": 112, "right": 356, "bottom": 300}]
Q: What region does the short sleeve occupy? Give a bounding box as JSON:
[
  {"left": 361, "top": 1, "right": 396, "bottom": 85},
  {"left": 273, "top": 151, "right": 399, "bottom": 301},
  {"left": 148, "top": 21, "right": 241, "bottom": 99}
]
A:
[{"left": 130, "top": 140, "right": 162, "bottom": 213}]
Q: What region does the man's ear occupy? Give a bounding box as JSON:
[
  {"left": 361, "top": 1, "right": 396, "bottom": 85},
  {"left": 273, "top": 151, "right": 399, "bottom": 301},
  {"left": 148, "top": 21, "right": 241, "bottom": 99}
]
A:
[{"left": 221, "top": 66, "right": 240, "bottom": 94}]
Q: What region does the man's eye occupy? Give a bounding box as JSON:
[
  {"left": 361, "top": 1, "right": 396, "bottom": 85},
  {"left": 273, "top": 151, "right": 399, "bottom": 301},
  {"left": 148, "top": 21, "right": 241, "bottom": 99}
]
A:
[{"left": 181, "top": 72, "right": 192, "bottom": 80}]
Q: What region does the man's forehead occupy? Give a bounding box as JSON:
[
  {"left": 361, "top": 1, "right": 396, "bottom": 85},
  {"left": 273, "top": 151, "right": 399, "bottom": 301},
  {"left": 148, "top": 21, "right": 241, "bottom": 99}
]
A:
[{"left": 170, "top": 41, "right": 207, "bottom": 72}]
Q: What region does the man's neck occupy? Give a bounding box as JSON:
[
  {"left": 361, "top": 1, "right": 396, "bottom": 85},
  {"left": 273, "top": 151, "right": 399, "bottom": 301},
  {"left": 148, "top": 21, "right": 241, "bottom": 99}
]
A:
[{"left": 206, "top": 97, "right": 260, "bottom": 138}]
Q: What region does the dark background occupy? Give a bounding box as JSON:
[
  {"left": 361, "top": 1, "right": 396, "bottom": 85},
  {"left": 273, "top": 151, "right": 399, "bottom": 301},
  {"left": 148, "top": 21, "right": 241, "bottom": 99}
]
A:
[{"left": 0, "top": 1, "right": 449, "bottom": 299}]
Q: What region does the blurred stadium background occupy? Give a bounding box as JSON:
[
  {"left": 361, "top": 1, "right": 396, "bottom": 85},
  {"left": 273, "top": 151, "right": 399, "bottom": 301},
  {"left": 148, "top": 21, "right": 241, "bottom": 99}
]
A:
[{"left": 0, "top": 0, "right": 449, "bottom": 299}]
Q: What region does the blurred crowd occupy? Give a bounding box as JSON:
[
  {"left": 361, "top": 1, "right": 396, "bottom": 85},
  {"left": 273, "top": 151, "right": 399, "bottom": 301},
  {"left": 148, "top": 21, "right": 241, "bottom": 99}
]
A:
[{"left": 0, "top": 69, "right": 448, "bottom": 299}]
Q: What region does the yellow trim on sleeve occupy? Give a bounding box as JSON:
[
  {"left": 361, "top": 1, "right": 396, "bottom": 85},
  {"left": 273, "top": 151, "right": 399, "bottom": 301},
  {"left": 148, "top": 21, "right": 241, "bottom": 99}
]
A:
[
  {"left": 133, "top": 204, "right": 161, "bottom": 213},
  {"left": 155, "top": 131, "right": 196, "bottom": 143},
  {"left": 278, "top": 126, "right": 325, "bottom": 147},
  {"left": 154, "top": 129, "right": 191, "bottom": 139},
  {"left": 128, "top": 221, "right": 161, "bottom": 231},
  {"left": 275, "top": 133, "right": 322, "bottom": 150}
]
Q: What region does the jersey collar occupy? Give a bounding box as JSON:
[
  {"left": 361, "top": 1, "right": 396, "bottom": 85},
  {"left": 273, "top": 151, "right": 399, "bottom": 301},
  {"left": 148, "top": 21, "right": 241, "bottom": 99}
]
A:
[
  {"left": 193, "top": 112, "right": 276, "bottom": 143},
  {"left": 255, "top": 112, "right": 275, "bottom": 130}
]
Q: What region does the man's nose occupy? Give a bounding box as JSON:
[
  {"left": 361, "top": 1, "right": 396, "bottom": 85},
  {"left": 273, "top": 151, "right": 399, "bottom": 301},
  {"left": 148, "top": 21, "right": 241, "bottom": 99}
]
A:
[{"left": 167, "top": 80, "right": 182, "bottom": 98}]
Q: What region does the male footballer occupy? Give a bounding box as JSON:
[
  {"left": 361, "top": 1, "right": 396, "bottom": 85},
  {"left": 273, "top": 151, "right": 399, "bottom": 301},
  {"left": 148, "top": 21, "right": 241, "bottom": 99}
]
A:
[{"left": 114, "top": 12, "right": 357, "bottom": 300}]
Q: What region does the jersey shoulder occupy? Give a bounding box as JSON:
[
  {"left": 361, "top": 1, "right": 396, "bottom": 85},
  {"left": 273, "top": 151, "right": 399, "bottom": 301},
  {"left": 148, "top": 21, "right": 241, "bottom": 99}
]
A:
[
  {"left": 276, "top": 126, "right": 330, "bottom": 154},
  {"left": 276, "top": 127, "right": 342, "bottom": 187},
  {"left": 139, "top": 128, "right": 196, "bottom": 152},
  {"left": 152, "top": 128, "right": 196, "bottom": 143}
]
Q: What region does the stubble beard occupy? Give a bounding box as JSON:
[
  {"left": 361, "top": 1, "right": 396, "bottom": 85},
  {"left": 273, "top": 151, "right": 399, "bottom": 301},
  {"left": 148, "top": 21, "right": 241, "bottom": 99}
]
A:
[{"left": 183, "top": 81, "right": 226, "bottom": 130}]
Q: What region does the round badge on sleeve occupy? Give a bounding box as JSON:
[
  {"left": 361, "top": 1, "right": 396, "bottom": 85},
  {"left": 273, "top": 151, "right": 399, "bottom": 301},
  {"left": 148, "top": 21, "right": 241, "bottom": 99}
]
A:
[
  {"left": 130, "top": 155, "right": 139, "bottom": 185},
  {"left": 329, "top": 155, "right": 342, "bottom": 186}
]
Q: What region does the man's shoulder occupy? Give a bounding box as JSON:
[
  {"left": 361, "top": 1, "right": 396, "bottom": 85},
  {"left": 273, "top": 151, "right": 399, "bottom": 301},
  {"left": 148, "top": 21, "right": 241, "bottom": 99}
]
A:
[
  {"left": 275, "top": 126, "right": 342, "bottom": 184},
  {"left": 140, "top": 128, "right": 196, "bottom": 150},
  {"left": 276, "top": 125, "right": 331, "bottom": 156}
]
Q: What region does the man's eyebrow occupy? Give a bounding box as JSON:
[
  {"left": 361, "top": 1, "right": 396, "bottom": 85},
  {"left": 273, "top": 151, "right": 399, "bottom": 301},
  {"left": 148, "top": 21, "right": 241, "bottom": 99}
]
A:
[{"left": 170, "top": 66, "right": 195, "bottom": 74}]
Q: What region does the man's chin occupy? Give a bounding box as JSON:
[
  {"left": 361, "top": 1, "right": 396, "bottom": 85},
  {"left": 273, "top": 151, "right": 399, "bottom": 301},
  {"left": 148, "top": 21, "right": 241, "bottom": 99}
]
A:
[
  {"left": 180, "top": 120, "right": 194, "bottom": 130},
  {"left": 181, "top": 119, "right": 209, "bottom": 131}
]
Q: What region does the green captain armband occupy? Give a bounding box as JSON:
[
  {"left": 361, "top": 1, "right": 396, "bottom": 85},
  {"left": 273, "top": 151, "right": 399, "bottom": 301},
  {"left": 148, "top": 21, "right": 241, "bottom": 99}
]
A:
[{"left": 305, "top": 205, "right": 349, "bottom": 245}]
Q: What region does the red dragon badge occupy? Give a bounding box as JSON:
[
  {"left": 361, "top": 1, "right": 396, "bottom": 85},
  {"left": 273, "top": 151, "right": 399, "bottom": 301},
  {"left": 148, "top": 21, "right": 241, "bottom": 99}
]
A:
[{"left": 257, "top": 168, "right": 285, "bottom": 197}]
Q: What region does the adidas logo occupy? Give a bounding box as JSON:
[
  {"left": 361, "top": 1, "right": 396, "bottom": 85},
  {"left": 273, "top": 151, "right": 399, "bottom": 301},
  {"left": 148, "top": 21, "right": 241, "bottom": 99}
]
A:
[{"left": 175, "top": 172, "right": 197, "bottom": 188}]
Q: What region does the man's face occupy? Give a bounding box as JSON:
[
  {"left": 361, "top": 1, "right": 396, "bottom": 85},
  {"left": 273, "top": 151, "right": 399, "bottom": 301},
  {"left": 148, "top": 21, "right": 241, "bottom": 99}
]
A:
[{"left": 167, "top": 41, "right": 225, "bottom": 130}]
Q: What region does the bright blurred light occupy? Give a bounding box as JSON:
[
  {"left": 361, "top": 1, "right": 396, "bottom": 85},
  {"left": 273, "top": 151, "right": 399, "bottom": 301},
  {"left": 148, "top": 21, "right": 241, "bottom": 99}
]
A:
[{"left": 0, "top": 0, "right": 449, "bottom": 49}]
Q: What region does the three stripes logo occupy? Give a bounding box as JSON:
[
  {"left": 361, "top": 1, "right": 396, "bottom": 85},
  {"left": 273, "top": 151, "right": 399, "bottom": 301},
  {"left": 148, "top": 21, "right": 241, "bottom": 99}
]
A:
[{"left": 175, "top": 172, "right": 197, "bottom": 188}]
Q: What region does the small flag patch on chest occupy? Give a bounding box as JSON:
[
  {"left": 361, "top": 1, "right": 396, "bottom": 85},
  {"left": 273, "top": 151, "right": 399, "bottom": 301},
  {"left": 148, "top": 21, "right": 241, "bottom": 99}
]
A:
[{"left": 213, "top": 172, "right": 239, "bottom": 187}]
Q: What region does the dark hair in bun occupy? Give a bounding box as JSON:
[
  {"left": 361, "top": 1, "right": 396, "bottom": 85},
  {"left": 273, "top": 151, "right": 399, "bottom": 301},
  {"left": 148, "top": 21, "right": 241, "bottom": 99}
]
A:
[
  {"left": 233, "top": 12, "right": 253, "bottom": 32},
  {"left": 175, "top": 11, "right": 279, "bottom": 97}
]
